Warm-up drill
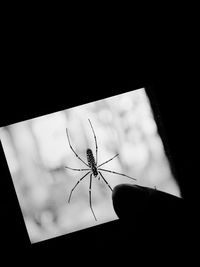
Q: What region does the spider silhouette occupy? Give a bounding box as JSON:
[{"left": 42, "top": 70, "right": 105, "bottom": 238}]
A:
[{"left": 65, "top": 119, "right": 137, "bottom": 221}]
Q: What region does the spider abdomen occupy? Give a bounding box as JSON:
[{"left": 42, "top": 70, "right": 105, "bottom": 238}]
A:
[
  {"left": 86, "top": 148, "right": 95, "bottom": 166},
  {"left": 86, "top": 148, "right": 98, "bottom": 176}
]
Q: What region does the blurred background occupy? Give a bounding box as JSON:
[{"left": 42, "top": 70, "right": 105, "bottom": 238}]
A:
[{"left": 0, "top": 88, "right": 180, "bottom": 244}]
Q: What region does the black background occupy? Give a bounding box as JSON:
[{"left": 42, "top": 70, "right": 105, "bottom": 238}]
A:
[{"left": 0, "top": 50, "right": 198, "bottom": 264}]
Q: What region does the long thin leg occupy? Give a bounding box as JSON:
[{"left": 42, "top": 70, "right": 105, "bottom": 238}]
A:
[
  {"left": 99, "top": 171, "right": 113, "bottom": 192},
  {"left": 97, "top": 153, "right": 119, "bottom": 168},
  {"left": 89, "top": 173, "right": 97, "bottom": 221},
  {"left": 68, "top": 171, "right": 91, "bottom": 203},
  {"left": 65, "top": 166, "right": 90, "bottom": 171},
  {"left": 98, "top": 168, "right": 137, "bottom": 181},
  {"left": 88, "top": 119, "right": 98, "bottom": 165},
  {"left": 66, "top": 128, "right": 89, "bottom": 167}
]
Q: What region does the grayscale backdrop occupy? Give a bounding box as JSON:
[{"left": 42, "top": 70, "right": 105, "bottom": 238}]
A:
[{"left": 0, "top": 88, "right": 180, "bottom": 243}]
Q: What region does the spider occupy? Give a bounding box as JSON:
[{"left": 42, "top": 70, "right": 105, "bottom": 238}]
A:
[{"left": 65, "top": 119, "right": 137, "bottom": 221}]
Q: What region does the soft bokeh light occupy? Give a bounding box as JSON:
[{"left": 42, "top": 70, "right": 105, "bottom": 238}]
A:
[{"left": 0, "top": 88, "right": 180, "bottom": 244}]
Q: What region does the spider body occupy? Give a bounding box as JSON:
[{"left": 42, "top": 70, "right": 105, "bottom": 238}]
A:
[
  {"left": 65, "top": 119, "right": 137, "bottom": 221},
  {"left": 86, "top": 148, "right": 98, "bottom": 177}
]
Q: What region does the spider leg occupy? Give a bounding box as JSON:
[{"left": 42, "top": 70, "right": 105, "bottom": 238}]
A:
[
  {"left": 98, "top": 168, "right": 137, "bottom": 181},
  {"left": 88, "top": 119, "right": 98, "bottom": 166},
  {"left": 66, "top": 128, "right": 89, "bottom": 167},
  {"left": 65, "top": 166, "right": 90, "bottom": 171},
  {"left": 97, "top": 153, "right": 119, "bottom": 168},
  {"left": 89, "top": 173, "right": 97, "bottom": 221},
  {"left": 68, "top": 171, "right": 91, "bottom": 203},
  {"left": 99, "top": 171, "right": 113, "bottom": 192}
]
